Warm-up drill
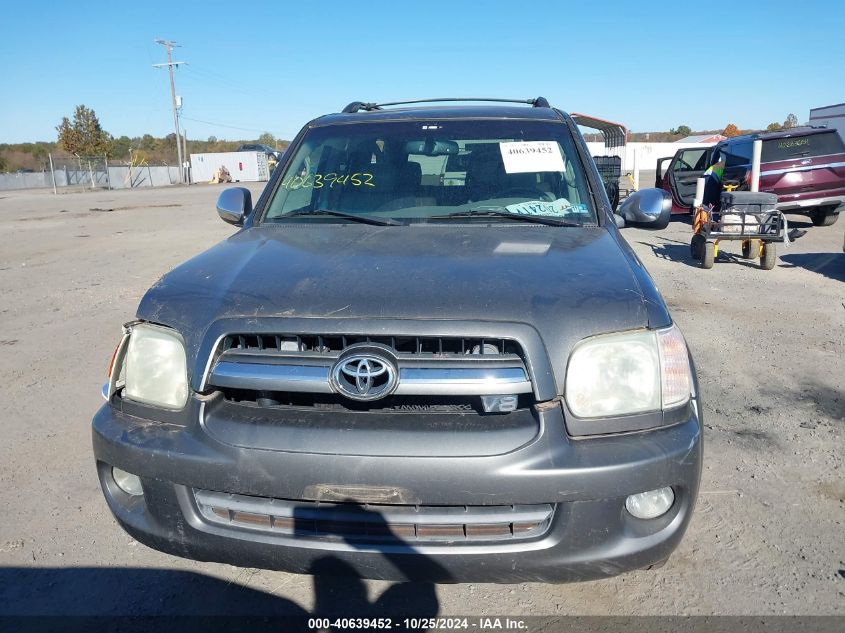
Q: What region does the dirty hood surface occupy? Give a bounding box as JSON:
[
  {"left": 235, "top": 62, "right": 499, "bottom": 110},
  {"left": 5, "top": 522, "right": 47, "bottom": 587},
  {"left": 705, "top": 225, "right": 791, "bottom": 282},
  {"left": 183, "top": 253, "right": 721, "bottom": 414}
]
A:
[{"left": 138, "top": 223, "right": 652, "bottom": 383}]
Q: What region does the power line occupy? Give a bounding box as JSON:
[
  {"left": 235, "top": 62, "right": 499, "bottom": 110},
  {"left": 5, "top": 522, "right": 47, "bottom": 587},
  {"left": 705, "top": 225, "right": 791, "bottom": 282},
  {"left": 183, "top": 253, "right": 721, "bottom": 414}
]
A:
[
  {"left": 180, "top": 115, "right": 295, "bottom": 138},
  {"left": 179, "top": 115, "right": 266, "bottom": 133},
  {"left": 152, "top": 42, "right": 295, "bottom": 141},
  {"left": 180, "top": 65, "right": 265, "bottom": 99},
  {"left": 153, "top": 38, "right": 186, "bottom": 183}
]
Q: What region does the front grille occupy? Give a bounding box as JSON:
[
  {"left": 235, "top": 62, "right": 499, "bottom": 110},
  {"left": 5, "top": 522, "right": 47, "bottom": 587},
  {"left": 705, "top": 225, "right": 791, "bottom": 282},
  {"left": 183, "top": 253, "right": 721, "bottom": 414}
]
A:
[
  {"left": 221, "top": 333, "right": 523, "bottom": 357},
  {"left": 221, "top": 390, "right": 534, "bottom": 414},
  {"left": 205, "top": 332, "right": 534, "bottom": 403},
  {"left": 194, "top": 489, "right": 553, "bottom": 544}
]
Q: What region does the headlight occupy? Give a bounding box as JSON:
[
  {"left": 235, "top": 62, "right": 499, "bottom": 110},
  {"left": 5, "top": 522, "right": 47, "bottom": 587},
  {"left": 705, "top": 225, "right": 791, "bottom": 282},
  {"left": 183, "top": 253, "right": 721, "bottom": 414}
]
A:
[
  {"left": 565, "top": 325, "right": 691, "bottom": 419},
  {"left": 123, "top": 323, "right": 189, "bottom": 409}
]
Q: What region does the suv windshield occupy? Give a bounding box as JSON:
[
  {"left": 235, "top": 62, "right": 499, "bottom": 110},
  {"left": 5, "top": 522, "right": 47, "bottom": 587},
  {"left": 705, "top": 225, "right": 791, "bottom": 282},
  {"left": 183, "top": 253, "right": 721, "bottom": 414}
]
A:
[{"left": 263, "top": 120, "right": 596, "bottom": 225}]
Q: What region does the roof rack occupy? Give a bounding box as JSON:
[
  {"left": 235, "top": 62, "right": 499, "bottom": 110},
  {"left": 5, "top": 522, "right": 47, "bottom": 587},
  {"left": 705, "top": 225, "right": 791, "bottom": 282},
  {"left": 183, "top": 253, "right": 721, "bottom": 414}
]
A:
[{"left": 341, "top": 97, "right": 551, "bottom": 114}]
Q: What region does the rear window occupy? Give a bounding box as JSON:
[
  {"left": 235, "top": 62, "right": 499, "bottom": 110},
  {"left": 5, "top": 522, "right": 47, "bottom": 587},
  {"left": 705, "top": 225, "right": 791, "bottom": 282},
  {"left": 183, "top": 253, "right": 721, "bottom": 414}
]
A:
[
  {"left": 723, "top": 141, "right": 753, "bottom": 167},
  {"left": 762, "top": 131, "right": 845, "bottom": 162}
]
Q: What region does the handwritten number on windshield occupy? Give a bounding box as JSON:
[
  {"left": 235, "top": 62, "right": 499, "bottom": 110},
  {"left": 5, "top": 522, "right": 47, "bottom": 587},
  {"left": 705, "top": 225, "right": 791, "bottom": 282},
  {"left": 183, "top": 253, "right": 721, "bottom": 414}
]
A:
[{"left": 281, "top": 172, "right": 375, "bottom": 190}]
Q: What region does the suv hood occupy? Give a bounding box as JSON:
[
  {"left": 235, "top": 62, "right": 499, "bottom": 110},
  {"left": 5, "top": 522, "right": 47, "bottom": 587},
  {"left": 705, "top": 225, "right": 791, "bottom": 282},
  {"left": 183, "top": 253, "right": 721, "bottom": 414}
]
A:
[{"left": 138, "top": 224, "right": 657, "bottom": 385}]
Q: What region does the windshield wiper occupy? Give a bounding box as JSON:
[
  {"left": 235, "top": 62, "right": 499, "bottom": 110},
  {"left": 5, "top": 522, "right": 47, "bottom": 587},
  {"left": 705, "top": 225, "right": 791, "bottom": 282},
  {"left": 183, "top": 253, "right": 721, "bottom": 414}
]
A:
[
  {"left": 280, "top": 209, "right": 402, "bottom": 226},
  {"left": 428, "top": 209, "right": 586, "bottom": 227}
]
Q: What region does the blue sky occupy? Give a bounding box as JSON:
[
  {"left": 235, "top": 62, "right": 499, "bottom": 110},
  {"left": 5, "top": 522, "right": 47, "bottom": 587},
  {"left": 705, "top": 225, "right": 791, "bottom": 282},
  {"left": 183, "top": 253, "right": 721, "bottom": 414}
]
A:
[{"left": 1, "top": 0, "right": 842, "bottom": 143}]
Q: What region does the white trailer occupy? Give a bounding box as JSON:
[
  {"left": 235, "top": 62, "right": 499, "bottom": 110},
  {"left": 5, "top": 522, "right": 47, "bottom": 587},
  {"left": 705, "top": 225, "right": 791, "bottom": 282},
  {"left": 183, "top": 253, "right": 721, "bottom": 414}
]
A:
[
  {"left": 189, "top": 151, "right": 270, "bottom": 183},
  {"left": 809, "top": 103, "right": 845, "bottom": 143}
]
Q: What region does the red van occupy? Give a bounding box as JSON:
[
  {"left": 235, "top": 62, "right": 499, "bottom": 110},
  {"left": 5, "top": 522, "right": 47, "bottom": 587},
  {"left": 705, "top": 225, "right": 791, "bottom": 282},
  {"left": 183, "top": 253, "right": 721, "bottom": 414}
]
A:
[{"left": 657, "top": 128, "right": 845, "bottom": 226}]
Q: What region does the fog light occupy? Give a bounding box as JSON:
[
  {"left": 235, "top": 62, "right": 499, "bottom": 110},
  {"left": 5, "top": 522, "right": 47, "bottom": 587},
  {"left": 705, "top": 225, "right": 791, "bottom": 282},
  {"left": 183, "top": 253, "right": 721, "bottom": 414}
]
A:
[
  {"left": 625, "top": 487, "right": 674, "bottom": 519},
  {"left": 112, "top": 467, "right": 144, "bottom": 496}
]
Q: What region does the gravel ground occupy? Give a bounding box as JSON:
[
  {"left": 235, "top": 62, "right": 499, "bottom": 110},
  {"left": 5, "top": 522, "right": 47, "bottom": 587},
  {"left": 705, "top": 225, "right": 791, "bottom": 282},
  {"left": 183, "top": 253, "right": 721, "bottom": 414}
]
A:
[{"left": 0, "top": 184, "right": 842, "bottom": 616}]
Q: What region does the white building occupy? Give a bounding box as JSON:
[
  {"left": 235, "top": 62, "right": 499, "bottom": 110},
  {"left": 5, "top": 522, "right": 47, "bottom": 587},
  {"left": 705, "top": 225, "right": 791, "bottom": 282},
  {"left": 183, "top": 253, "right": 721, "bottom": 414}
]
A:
[
  {"left": 809, "top": 103, "right": 845, "bottom": 141},
  {"left": 676, "top": 133, "right": 726, "bottom": 144}
]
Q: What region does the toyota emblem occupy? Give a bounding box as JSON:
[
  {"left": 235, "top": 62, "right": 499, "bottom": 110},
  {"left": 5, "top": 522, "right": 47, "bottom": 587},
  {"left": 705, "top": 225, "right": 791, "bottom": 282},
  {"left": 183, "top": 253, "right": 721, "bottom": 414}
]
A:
[{"left": 330, "top": 352, "right": 398, "bottom": 401}]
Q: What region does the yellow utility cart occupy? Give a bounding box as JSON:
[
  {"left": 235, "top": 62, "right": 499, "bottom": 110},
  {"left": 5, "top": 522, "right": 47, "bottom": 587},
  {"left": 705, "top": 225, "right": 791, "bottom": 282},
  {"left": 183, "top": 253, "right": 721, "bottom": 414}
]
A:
[{"left": 691, "top": 191, "right": 784, "bottom": 270}]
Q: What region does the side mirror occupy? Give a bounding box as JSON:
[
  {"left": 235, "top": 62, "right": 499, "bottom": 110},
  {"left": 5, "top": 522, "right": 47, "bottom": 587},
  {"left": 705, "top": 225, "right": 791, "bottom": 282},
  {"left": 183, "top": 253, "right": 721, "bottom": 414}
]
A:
[
  {"left": 616, "top": 188, "right": 671, "bottom": 230},
  {"left": 216, "top": 187, "right": 252, "bottom": 226}
]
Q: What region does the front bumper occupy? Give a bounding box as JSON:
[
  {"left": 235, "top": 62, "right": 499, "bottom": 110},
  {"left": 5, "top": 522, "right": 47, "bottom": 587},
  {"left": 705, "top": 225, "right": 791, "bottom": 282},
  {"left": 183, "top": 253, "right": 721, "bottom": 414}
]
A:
[
  {"left": 92, "top": 399, "right": 703, "bottom": 584},
  {"left": 775, "top": 194, "right": 844, "bottom": 213}
]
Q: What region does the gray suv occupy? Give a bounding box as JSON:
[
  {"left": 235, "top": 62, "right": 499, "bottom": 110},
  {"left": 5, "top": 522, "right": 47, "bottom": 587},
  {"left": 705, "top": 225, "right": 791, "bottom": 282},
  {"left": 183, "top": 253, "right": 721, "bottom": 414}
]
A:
[{"left": 92, "top": 97, "right": 702, "bottom": 583}]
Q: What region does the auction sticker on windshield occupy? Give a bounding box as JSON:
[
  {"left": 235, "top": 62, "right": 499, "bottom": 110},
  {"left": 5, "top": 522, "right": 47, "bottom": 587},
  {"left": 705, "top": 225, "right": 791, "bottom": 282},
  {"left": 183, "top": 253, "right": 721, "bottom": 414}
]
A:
[
  {"left": 499, "top": 141, "right": 565, "bottom": 173},
  {"left": 505, "top": 198, "right": 581, "bottom": 217}
]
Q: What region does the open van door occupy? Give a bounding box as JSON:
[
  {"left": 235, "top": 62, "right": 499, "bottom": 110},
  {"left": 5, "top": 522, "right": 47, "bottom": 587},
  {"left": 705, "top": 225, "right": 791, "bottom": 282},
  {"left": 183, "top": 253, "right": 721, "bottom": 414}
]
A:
[
  {"left": 664, "top": 147, "right": 714, "bottom": 213},
  {"left": 655, "top": 156, "right": 673, "bottom": 189}
]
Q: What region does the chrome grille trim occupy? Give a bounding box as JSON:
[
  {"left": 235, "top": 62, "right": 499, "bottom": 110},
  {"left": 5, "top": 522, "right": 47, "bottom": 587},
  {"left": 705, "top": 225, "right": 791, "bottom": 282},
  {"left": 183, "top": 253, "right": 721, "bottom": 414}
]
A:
[
  {"left": 206, "top": 333, "right": 533, "bottom": 397},
  {"left": 210, "top": 361, "right": 333, "bottom": 393},
  {"left": 209, "top": 362, "right": 531, "bottom": 395},
  {"left": 397, "top": 367, "right": 531, "bottom": 395}
]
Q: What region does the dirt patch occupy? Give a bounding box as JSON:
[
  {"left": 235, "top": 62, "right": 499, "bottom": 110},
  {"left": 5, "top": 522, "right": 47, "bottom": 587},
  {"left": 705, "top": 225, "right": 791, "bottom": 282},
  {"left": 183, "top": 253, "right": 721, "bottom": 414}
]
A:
[
  {"left": 91, "top": 203, "right": 182, "bottom": 213},
  {"left": 815, "top": 480, "right": 845, "bottom": 503}
]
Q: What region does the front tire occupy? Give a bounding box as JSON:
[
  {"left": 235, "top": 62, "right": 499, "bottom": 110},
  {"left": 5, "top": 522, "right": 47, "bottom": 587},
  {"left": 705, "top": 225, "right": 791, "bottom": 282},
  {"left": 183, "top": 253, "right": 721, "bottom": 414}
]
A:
[
  {"left": 810, "top": 210, "right": 839, "bottom": 226},
  {"left": 691, "top": 234, "right": 705, "bottom": 260},
  {"left": 741, "top": 239, "right": 759, "bottom": 259},
  {"left": 760, "top": 242, "right": 776, "bottom": 270},
  {"left": 701, "top": 242, "right": 715, "bottom": 269}
]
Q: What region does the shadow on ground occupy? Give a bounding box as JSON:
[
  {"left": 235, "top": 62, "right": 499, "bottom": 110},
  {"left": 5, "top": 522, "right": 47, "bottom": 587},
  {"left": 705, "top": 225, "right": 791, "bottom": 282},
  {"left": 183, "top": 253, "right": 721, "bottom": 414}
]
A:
[
  {"left": 637, "top": 241, "right": 699, "bottom": 268},
  {"left": 2, "top": 505, "right": 443, "bottom": 619},
  {"left": 639, "top": 225, "right": 840, "bottom": 272},
  {"left": 0, "top": 564, "right": 442, "bottom": 618},
  {"left": 758, "top": 380, "right": 845, "bottom": 425},
  {"left": 1, "top": 566, "right": 304, "bottom": 616},
  {"left": 637, "top": 237, "right": 764, "bottom": 270},
  {"left": 779, "top": 252, "right": 845, "bottom": 282}
]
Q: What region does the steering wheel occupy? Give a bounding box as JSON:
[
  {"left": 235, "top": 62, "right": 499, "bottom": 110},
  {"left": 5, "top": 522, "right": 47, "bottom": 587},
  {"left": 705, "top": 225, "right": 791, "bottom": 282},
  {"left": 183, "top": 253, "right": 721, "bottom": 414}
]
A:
[{"left": 497, "top": 187, "right": 554, "bottom": 201}]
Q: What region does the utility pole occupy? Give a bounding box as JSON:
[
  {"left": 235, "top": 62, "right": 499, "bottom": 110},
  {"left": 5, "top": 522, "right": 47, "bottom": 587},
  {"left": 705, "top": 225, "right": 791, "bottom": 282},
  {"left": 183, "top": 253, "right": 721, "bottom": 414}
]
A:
[
  {"left": 182, "top": 128, "right": 189, "bottom": 183},
  {"left": 153, "top": 38, "right": 186, "bottom": 183}
]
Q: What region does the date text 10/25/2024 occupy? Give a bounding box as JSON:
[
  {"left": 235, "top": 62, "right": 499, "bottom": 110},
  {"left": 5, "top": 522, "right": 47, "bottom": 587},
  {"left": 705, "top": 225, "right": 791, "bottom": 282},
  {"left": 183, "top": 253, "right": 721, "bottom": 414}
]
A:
[{"left": 307, "top": 617, "right": 529, "bottom": 630}]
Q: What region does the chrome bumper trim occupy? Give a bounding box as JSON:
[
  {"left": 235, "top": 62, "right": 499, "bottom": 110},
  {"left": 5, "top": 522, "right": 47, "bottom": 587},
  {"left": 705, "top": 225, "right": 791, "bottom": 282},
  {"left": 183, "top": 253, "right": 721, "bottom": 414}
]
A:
[{"left": 776, "top": 195, "right": 845, "bottom": 210}]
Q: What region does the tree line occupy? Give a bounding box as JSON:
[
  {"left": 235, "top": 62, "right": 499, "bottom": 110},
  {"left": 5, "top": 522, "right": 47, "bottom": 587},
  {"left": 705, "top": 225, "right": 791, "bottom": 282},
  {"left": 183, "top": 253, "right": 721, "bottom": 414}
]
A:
[
  {"left": 0, "top": 104, "right": 805, "bottom": 173},
  {"left": 0, "top": 104, "right": 289, "bottom": 173},
  {"left": 583, "top": 113, "right": 800, "bottom": 143}
]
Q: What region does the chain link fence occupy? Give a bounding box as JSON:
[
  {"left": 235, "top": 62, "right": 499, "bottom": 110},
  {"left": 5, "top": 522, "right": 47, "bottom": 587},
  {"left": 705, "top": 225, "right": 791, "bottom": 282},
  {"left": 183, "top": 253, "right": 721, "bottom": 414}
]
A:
[
  {"left": 0, "top": 153, "right": 182, "bottom": 192},
  {"left": 49, "top": 154, "right": 110, "bottom": 190}
]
